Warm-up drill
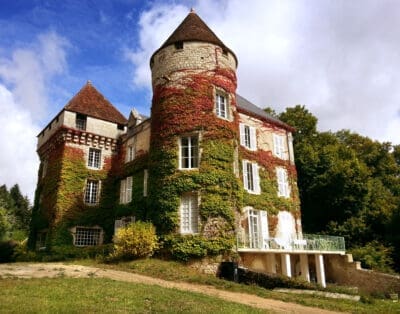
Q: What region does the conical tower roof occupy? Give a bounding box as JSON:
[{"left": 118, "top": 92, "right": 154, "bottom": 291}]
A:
[
  {"left": 64, "top": 81, "right": 127, "bottom": 125},
  {"left": 151, "top": 10, "right": 237, "bottom": 65}
]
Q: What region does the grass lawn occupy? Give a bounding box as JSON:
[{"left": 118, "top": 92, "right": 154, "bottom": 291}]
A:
[
  {"left": 0, "top": 277, "right": 266, "bottom": 313},
  {"left": 73, "top": 258, "right": 400, "bottom": 314}
]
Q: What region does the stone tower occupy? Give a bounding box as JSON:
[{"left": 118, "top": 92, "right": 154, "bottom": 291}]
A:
[
  {"left": 147, "top": 10, "right": 240, "bottom": 249},
  {"left": 29, "top": 82, "right": 127, "bottom": 249}
]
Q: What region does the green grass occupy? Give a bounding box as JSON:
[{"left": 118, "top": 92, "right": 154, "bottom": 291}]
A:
[
  {"left": 73, "top": 258, "right": 400, "bottom": 314},
  {"left": 0, "top": 277, "right": 266, "bottom": 313}
]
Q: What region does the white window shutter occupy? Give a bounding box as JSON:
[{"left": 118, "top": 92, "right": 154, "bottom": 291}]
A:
[
  {"left": 260, "top": 210, "right": 269, "bottom": 248},
  {"left": 242, "top": 161, "right": 248, "bottom": 190},
  {"left": 273, "top": 134, "right": 279, "bottom": 157},
  {"left": 239, "top": 123, "right": 246, "bottom": 146},
  {"left": 143, "top": 169, "right": 148, "bottom": 197},
  {"left": 283, "top": 169, "right": 290, "bottom": 197},
  {"left": 253, "top": 163, "right": 260, "bottom": 194},
  {"left": 250, "top": 127, "right": 257, "bottom": 150},
  {"left": 126, "top": 177, "right": 132, "bottom": 203},
  {"left": 120, "top": 180, "right": 126, "bottom": 204}
]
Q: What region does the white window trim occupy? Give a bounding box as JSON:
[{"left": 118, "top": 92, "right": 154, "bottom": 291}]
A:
[
  {"left": 88, "top": 147, "right": 102, "bottom": 169},
  {"left": 143, "top": 169, "right": 148, "bottom": 197},
  {"left": 180, "top": 193, "right": 200, "bottom": 234},
  {"left": 84, "top": 180, "right": 101, "bottom": 205},
  {"left": 239, "top": 123, "right": 257, "bottom": 150},
  {"left": 71, "top": 226, "right": 103, "bottom": 247},
  {"left": 276, "top": 167, "right": 290, "bottom": 198},
  {"left": 215, "top": 91, "right": 229, "bottom": 120},
  {"left": 126, "top": 138, "right": 136, "bottom": 163},
  {"left": 242, "top": 160, "right": 261, "bottom": 194},
  {"left": 273, "top": 134, "right": 287, "bottom": 160},
  {"left": 179, "top": 135, "right": 199, "bottom": 170},
  {"left": 120, "top": 176, "right": 133, "bottom": 204}
]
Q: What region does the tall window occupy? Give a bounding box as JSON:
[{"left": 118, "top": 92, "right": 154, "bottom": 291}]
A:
[
  {"left": 276, "top": 167, "right": 290, "bottom": 198},
  {"left": 120, "top": 177, "right": 132, "bottom": 204},
  {"left": 215, "top": 92, "right": 228, "bottom": 119},
  {"left": 240, "top": 123, "right": 257, "bottom": 150},
  {"left": 273, "top": 134, "right": 287, "bottom": 159},
  {"left": 242, "top": 160, "right": 260, "bottom": 194},
  {"left": 180, "top": 193, "right": 199, "bottom": 234},
  {"left": 88, "top": 148, "right": 101, "bottom": 169},
  {"left": 74, "top": 227, "right": 102, "bottom": 246},
  {"left": 84, "top": 180, "right": 100, "bottom": 204},
  {"left": 180, "top": 136, "right": 199, "bottom": 169},
  {"left": 247, "top": 209, "right": 269, "bottom": 249},
  {"left": 126, "top": 138, "right": 136, "bottom": 163},
  {"left": 76, "top": 114, "right": 87, "bottom": 131}
]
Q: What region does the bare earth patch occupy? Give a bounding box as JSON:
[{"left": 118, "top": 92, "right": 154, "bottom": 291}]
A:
[{"left": 0, "top": 263, "right": 343, "bottom": 313}]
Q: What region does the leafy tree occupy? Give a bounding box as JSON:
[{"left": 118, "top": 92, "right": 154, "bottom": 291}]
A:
[{"left": 9, "top": 184, "right": 30, "bottom": 230}]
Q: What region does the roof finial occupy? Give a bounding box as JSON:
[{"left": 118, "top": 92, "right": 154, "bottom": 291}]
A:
[
  {"left": 190, "top": 7, "right": 195, "bottom": 13},
  {"left": 87, "top": 80, "right": 92, "bottom": 85}
]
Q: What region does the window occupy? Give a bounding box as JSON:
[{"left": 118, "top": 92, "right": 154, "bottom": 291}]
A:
[
  {"left": 242, "top": 160, "right": 260, "bottom": 194},
  {"left": 174, "top": 41, "right": 183, "bottom": 50},
  {"left": 114, "top": 216, "right": 135, "bottom": 235},
  {"left": 74, "top": 227, "right": 102, "bottom": 246},
  {"left": 117, "top": 124, "right": 125, "bottom": 130},
  {"left": 41, "top": 159, "right": 48, "bottom": 178},
  {"left": 76, "top": 114, "right": 87, "bottom": 130},
  {"left": 126, "top": 138, "right": 136, "bottom": 163},
  {"left": 247, "top": 209, "right": 269, "bottom": 249},
  {"left": 84, "top": 180, "right": 100, "bottom": 204},
  {"left": 120, "top": 177, "right": 132, "bottom": 204},
  {"left": 36, "top": 231, "right": 47, "bottom": 250},
  {"left": 180, "top": 136, "right": 199, "bottom": 169},
  {"left": 143, "top": 169, "right": 148, "bottom": 197},
  {"left": 88, "top": 148, "right": 101, "bottom": 169},
  {"left": 215, "top": 92, "right": 228, "bottom": 119},
  {"left": 273, "top": 134, "right": 287, "bottom": 159},
  {"left": 239, "top": 123, "right": 257, "bottom": 150},
  {"left": 276, "top": 167, "right": 290, "bottom": 198},
  {"left": 180, "top": 193, "right": 199, "bottom": 234}
]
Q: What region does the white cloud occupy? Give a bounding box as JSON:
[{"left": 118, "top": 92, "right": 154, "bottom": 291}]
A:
[
  {"left": 126, "top": 0, "right": 400, "bottom": 144},
  {"left": 0, "top": 31, "right": 69, "bottom": 201}
]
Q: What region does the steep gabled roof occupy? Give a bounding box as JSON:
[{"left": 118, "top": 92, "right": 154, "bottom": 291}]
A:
[
  {"left": 151, "top": 10, "right": 237, "bottom": 65},
  {"left": 64, "top": 81, "right": 127, "bottom": 125},
  {"left": 236, "top": 94, "right": 294, "bottom": 132}
]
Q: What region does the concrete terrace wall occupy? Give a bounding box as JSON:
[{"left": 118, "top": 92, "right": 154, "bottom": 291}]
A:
[{"left": 325, "top": 254, "right": 400, "bottom": 294}]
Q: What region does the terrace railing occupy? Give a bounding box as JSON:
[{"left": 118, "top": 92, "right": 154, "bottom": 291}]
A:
[{"left": 237, "top": 233, "right": 345, "bottom": 253}]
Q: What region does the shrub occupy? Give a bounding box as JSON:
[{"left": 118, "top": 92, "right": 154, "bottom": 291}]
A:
[
  {"left": 112, "top": 221, "right": 158, "bottom": 260},
  {"left": 0, "top": 240, "right": 18, "bottom": 263},
  {"left": 350, "top": 241, "right": 395, "bottom": 273}
]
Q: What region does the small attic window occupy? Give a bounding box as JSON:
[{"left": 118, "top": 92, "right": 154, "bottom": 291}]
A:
[
  {"left": 174, "top": 41, "right": 184, "bottom": 50},
  {"left": 76, "top": 114, "right": 87, "bottom": 131},
  {"left": 222, "top": 49, "right": 228, "bottom": 56},
  {"left": 117, "top": 124, "right": 125, "bottom": 131}
]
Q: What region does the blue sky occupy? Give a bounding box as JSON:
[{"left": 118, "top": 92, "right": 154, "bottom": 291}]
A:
[{"left": 1, "top": 0, "right": 400, "bottom": 200}]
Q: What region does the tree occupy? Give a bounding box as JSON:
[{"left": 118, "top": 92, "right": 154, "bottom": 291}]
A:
[{"left": 9, "top": 184, "right": 30, "bottom": 230}]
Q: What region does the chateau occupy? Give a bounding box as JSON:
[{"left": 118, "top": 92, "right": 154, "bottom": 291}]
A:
[{"left": 30, "top": 10, "right": 351, "bottom": 288}]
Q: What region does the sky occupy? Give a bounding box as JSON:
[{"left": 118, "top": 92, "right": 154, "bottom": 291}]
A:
[{"left": 0, "top": 0, "right": 399, "bottom": 201}]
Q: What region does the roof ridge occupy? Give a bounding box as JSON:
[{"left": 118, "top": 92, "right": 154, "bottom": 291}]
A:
[{"left": 64, "top": 82, "right": 127, "bottom": 125}]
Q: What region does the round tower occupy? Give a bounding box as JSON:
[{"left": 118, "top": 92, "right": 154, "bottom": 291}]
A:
[{"left": 148, "top": 11, "right": 241, "bottom": 257}]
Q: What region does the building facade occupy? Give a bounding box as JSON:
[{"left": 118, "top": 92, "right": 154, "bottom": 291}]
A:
[{"left": 29, "top": 11, "right": 345, "bottom": 287}]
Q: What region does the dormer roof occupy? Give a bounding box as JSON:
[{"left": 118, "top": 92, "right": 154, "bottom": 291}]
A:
[
  {"left": 64, "top": 81, "right": 127, "bottom": 125},
  {"left": 151, "top": 10, "right": 237, "bottom": 65}
]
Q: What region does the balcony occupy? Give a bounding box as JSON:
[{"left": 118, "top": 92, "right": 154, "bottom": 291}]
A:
[{"left": 237, "top": 233, "right": 345, "bottom": 254}]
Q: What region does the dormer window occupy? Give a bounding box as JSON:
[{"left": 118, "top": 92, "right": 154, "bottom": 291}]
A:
[
  {"left": 76, "top": 114, "right": 87, "bottom": 131},
  {"left": 175, "top": 41, "right": 184, "bottom": 50}
]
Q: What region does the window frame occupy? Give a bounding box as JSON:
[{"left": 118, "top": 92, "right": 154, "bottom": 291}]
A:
[
  {"left": 88, "top": 148, "right": 101, "bottom": 169},
  {"left": 239, "top": 123, "right": 257, "bottom": 150},
  {"left": 73, "top": 226, "right": 102, "bottom": 247},
  {"left": 242, "top": 160, "right": 260, "bottom": 194},
  {"left": 119, "top": 176, "right": 133, "bottom": 204},
  {"left": 276, "top": 167, "right": 290, "bottom": 198},
  {"left": 76, "top": 113, "right": 87, "bottom": 131},
  {"left": 273, "top": 134, "right": 287, "bottom": 160},
  {"left": 84, "top": 180, "right": 100, "bottom": 205},
  {"left": 215, "top": 91, "right": 229, "bottom": 120},
  {"left": 179, "top": 135, "right": 199, "bottom": 170},
  {"left": 180, "top": 193, "right": 199, "bottom": 234}
]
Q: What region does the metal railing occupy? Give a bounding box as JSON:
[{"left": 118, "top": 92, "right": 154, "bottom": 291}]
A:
[{"left": 237, "top": 233, "right": 345, "bottom": 253}]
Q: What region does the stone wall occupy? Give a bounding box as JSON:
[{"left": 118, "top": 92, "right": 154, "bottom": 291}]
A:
[{"left": 325, "top": 254, "right": 400, "bottom": 294}]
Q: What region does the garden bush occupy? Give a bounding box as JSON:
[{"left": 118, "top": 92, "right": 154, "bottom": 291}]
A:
[{"left": 112, "top": 221, "right": 158, "bottom": 260}]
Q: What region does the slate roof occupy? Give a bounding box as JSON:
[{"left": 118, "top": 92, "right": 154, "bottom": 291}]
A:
[
  {"left": 236, "top": 94, "right": 294, "bottom": 131},
  {"left": 64, "top": 81, "right": 127, "bottom": 125},
  {"left": 151, "top": 10, "right": 237, "bottom": 65}
]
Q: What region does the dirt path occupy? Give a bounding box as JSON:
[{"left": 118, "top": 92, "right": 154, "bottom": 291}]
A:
[{"left": 0, "top": 263, "right": 344, "bottom": 314}]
